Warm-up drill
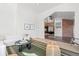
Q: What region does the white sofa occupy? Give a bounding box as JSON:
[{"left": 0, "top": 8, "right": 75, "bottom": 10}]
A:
[
  {"left": 0, "top": 35, "right": 31, "bottom": 56},
  {"left": 0, "top": 41, "right": 6, "bottom": 56},
  {"left": 0, "top": 35, "right": 23, "bottom": 56},
  {"left": 4, "top": 35, "right": 23, "bottom": 46}
]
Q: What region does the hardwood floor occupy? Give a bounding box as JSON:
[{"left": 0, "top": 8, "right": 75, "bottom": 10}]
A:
[
  {"left": 33, "top": 38, "right": 79, "bottom": 56},
  {"left": 45, "top": 36, "right": 73, "bottom": 44}
]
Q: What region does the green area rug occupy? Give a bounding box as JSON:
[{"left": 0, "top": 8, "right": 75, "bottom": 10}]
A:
[
  {"left": 11, "top": 44, "right": 46, "bottom": 56},
  {"left": 7, "top": 40, "right": 46, "bottom": 56}
]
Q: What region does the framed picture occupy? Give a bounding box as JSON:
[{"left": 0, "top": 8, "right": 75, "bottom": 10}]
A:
[
  {"left": 24, "top": 24, "right": 30, "bottom": 30},
  {"left": 30, "top": 24, "right": 35, "bottom": 30},
  {"left": 24, "top": 24, "right": 35, "bottom": 30}
]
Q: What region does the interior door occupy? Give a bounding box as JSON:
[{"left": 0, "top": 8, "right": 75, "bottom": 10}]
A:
[{"left": 62, "top": 19, "right": 74, "bottom": 43}]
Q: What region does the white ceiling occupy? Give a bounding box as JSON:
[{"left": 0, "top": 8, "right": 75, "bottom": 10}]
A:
[
  {"left": 19, "top": 3, "right": 74, "bottom": 20},
  {"left": 22, "top": 3, "right": 61, "bottom": 13},
  {"left": 52, "top": 12, "right": 75, "bottom": 19}
]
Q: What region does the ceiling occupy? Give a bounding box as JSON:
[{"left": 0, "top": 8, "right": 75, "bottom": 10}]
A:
[
  {"left": 19, "top": 3, "right": 74, "bottom": 20},
  {"left": 22, "top": 3, "right": 61, "bottom": 13},
  {"left": 52, "top": 12, "right": 75, "bottom": 19}
]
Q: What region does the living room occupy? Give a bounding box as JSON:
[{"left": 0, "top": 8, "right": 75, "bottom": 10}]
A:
[{"left": 0, "top": 3, "right": 79, "bottom": 56}]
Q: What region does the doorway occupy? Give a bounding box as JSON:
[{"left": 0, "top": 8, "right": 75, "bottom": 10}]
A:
[
  {"left": 62, "top": 19, "right": 74, "bottom": 43},
  {"left": 44, "top": 12, "right": 74, "bottom": 43},
  {"left": 44, "top": 16, "right": 54, "bottom": 39}
]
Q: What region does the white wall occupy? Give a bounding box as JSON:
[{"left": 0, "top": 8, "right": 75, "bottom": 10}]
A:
[
  {"left": 74, "top": 10, "right": 79, "bottom": 38},
  {"left": 16, "top": 4, "right": 38, "bottom": 38},
  {"left": 0, "top": 3, "right": 79, "bottom": 40},
  {"left": 0, "top": 3, "right": 45, "bottom": 39},
  {"left": 0, "top": 3, "right": 17, "bottom": 36},
  {"left": 35, "top": 15, "right": 45, "bottom": 38},
  {"left": 37, "top": 3, "right": 79, "bottom": 38}
]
